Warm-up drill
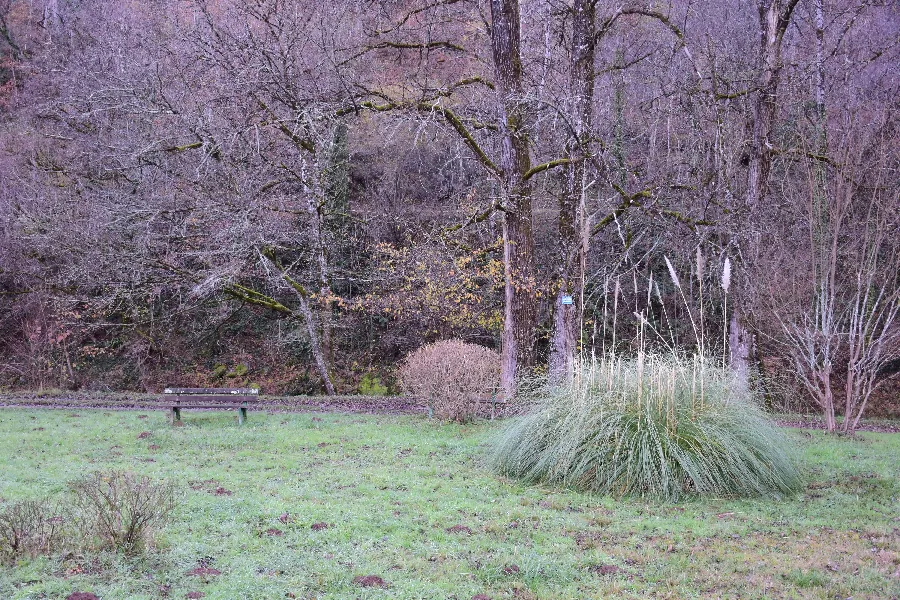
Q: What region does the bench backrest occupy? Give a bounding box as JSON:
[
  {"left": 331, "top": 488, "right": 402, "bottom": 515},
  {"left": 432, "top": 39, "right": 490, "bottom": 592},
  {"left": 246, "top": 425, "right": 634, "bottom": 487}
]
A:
[{"left": 163, "top": 388, "right": 259, "bottom": 404}]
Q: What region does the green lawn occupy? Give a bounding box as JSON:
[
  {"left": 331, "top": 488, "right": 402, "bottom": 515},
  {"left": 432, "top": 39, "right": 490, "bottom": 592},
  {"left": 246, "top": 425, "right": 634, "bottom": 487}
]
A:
[{"left": 0, "top": 409, "right": 897, "bottom": 599}]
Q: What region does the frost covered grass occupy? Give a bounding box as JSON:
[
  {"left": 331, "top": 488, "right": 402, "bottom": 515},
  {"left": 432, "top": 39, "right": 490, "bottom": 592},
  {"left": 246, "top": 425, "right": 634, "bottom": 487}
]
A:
[{"left": 0, "top": 407, "right": 896, "bottom": 599}]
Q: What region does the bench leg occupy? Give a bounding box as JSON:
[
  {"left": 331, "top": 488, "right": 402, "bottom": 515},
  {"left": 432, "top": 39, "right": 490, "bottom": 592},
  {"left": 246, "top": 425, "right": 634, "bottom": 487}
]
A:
[
  {"left": 171, "top": 406, "right": 181, "bottom": 424},
  {"left": 239, "top": 407, "right": 247, "bottom": 425}
]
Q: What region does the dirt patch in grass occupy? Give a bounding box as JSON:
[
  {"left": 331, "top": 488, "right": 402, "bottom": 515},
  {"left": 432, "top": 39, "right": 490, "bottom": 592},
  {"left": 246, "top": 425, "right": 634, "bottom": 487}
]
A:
[
  {"left": 589, "top": 564, "right": 622, "bottom": 576},
  {"left": 188, "top": 480, "right": 233, "bottom": 496},
  {"left": 446, "top": 524, "right": 473, "bottom": 534},
  {"left": 138, "top": 431, "right": 151, "bottom": 439},
  {"left": 187, "top": 567, "right": 221, "bottom": 577},
  {"left": 66, "top": 593, "right": 98, "bottom": 600},
  {"left": 353, "top": 575, "right": 388, "bottom": 588},
  {"left": 310, "top": 522, "right": 329, "bottom": 531},
  {"left": 777, "top": 418, "right": 900, "bottom": 433}
]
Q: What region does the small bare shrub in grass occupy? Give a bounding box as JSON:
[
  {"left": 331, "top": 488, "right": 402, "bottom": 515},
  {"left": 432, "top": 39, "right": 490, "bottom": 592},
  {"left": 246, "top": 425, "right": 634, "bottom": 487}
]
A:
[
  {"left": 491, "top": 354, "right": 801, "bottom": 500},
  {"left": 69, "top": 471, "right": 177, "bottom": 554},
  {"left": 399, "top": 339, "right": 500, "bottom": 422},
  {"left": 0, "top": 499, "right": 66, "bottom": 563}
]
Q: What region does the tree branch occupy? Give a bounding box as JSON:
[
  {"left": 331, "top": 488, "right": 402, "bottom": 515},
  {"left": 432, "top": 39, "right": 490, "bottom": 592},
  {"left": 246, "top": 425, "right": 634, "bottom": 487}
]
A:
[
  {"left": 417, "top": 103, "right": 501, "bottom": 174},
  {"left": 523, "top": 158, "right": 572, "bottom": 181}
]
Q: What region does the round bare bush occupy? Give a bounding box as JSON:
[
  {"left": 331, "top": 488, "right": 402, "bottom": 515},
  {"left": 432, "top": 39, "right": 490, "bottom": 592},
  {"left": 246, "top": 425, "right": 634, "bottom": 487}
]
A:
[{"left": 399, "top": 340, "right": 500, "bottom": 422}]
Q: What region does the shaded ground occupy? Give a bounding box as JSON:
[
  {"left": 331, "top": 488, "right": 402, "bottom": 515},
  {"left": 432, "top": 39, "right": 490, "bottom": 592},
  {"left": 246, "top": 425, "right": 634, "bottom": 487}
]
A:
[
  {"left": 0, "top": 390, "right": 425, "bottom": 415},
  {"left": 2, "top": 391, "right": 898, "bottom": 432},
  {"left": 1, "top": 411, "right": 898, "bottom": 599}
]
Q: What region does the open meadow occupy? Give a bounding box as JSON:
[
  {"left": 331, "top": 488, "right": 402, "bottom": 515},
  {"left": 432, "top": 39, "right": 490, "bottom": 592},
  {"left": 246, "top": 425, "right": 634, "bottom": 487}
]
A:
[{"left": 0, "top": 409, "right": 897, "bottom": 599}]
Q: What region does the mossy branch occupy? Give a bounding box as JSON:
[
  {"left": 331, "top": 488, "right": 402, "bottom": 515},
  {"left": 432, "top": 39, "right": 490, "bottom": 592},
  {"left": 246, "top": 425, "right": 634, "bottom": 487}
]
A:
[
  {"left": 224, "top": 284, "right": 292, "bottom": 315},
  {"left": 331, "top": 94, "right": 500, "bottom": 175},
  {"left": 596, "top": 8, "right": 685, "bottom": 44},
  {"left": 446, "top": 76, "right": 495, "bottom": 92},
  {"left": 164, "top": 141, "right": 203, "bottom": 152},
  {"left": 339, "top": 40, "right": 466, "bottom": 66},
  {"left": 367, "top": 40, "right": 465, "bottom": 52},
  {"left": 418, "top": 103, "right": 500, "bottom": 174},
  {"left": 260, "top": 247, "right": 310, "bottom": 299},
  {"left": 591, "top": 183, "right": 714, "bottom": 236},
  {"left": 523, "top": 158, "right": 572, "bottom": 181},
  {"left": 443, "top": 200, "right": 504, "bottom": 234},
  {"left": 254, "top": 93, "right": 316, "bottom": 153},
  {"left": 335, "top": 100, "right": 399, "bottom": 118}
]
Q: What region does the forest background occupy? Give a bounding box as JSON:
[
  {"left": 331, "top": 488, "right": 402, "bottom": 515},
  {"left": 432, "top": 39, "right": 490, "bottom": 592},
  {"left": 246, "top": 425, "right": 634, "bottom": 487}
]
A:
[{"left": 0, "top": 0, "right": 897, "bottom": 421}]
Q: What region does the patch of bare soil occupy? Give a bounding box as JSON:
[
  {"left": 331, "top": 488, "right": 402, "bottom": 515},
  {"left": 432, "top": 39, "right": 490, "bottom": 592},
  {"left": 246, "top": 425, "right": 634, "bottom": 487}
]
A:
[
  {"left": 589, "top": 564, "right": 622, "bottom": 576},
  {"left": 777, "top": 418, "right": 900, "bottom": 433},
  {"left": 0, "top": 391, "right": 428, "bottom": 415},
  {"left": 5, "top": 391, "right": 897, "bottom": 430},
  {"left": 446, "top": 524, "right": 473, "bottom": 534},
  {"left": 66, "top": 594, "right": 98, "bottom": 600},
  {"left": 186, "top": 567, "right": 221, "bottom": 577},
  {"left": 310, "top": 522, "right": 329, "bottom": 531},
  {"left": 353, "top": 575, "right": 388, "bottom": 588}
]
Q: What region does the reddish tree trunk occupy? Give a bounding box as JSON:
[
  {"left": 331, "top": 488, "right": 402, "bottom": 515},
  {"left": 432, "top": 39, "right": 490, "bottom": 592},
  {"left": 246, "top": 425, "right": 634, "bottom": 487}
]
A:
[
  {"left": 490, "top": 0, "right": 537, "bottom": 398},
  {"left": 549, "top": 0, "right": 594, "bottom": 384}
]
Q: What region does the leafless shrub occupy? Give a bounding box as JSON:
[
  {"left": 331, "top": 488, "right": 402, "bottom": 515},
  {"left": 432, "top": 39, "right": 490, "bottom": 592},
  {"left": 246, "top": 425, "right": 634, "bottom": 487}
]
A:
[
  {"left": 399, "top": 339, "right": 500, "bottom": 422},
  {"left": 69, "top": 472, "right": 178, "bottom": 554},
  {"left": 0, "top": 499, "right": 67, "bottom": 564}
]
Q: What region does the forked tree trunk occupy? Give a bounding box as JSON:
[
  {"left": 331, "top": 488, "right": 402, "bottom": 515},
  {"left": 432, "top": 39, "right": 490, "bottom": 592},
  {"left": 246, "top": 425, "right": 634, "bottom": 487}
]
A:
[
  {"left": 731, "top": 0, "right": 799, "bottom": 386},
  {"left": 549, "top": 0, "right": 594, "bottom": 385},
  {"left": 296, "top": 295, "right": 336, "bottom": 396},
  {"left": 490, "top": 0, "right": 537, "bottom": 398}
]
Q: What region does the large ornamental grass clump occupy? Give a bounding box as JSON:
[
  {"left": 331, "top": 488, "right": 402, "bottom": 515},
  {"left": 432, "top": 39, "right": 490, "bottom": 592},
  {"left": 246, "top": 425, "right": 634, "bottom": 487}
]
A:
[{"left": 491, "top": 353, "right": 801, "bottom": 500}]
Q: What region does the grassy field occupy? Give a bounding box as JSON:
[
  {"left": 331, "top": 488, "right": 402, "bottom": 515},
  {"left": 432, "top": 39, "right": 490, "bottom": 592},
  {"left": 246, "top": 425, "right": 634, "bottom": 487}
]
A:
[{"left": 0, "top": 409, "right": 897, "bottom": 599}]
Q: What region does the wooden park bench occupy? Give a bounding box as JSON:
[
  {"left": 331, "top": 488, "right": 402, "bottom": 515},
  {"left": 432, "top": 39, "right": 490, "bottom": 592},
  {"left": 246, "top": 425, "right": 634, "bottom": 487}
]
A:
[{"left": 163, "top": 388, "right": 259, "bottom": 425}]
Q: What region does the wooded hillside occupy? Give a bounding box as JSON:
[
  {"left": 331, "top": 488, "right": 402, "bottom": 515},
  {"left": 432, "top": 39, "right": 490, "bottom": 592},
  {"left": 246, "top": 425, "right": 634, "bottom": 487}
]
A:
[{"left": 0, "top": 0, "right": 897, "bottom": 417}]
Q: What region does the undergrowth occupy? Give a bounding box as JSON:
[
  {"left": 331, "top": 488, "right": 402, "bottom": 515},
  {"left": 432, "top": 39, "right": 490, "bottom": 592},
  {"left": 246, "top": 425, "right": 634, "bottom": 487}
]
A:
[{"left": 491, "top": 353, "right": 802, "bottom": 500}]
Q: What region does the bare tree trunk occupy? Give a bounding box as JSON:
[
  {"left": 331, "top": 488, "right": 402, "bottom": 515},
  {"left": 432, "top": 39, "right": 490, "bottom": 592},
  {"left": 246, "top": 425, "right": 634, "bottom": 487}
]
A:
[
  {"left": 731, "top": 0, "right": 799, "bottom": 383},
  {"left": 549, "top": 0, "right": 594, "bottom": 385},
  {"left": 491, "top": 0, "right": 536, "bottom": 398},
  {"left": 306, "top": 170, "right": 333, "bottom": 363},
  {"left": 259, "top": 248, "right": 337, "bottom": 396},
  {"left": 728, "top": 306, "right": 752, "bottom": 387},
  {"left": 296, "top": 294, "right": 336, "bottom": 396}
]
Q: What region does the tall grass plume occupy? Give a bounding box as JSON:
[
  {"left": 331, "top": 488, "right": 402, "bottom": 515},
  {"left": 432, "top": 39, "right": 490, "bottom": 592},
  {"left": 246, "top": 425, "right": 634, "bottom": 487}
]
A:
[{"left": 491, "top": 353, "right": 800, "bottom": 500}]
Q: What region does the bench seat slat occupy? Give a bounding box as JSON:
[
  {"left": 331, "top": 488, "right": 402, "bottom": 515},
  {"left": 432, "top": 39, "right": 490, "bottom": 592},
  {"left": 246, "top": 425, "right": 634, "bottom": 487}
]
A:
[
  {"left": 169, "top": 405, "right": 252, "bottom": 409},
  {"left": 164, "top": 387, "right": 258, "bottom": 395},
  {"left": 172, "top": 396, "right": 259, "bottom": 404}
]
